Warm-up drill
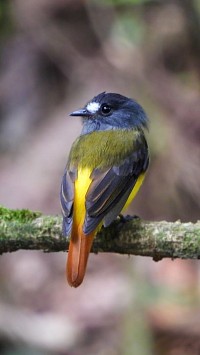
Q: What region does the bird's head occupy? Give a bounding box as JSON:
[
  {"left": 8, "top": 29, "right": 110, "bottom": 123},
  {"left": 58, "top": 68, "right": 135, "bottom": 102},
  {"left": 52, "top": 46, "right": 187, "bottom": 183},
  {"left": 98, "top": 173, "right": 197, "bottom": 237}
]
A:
[{"left": 70, "top": 92, "right": 148, "bottom": 135}]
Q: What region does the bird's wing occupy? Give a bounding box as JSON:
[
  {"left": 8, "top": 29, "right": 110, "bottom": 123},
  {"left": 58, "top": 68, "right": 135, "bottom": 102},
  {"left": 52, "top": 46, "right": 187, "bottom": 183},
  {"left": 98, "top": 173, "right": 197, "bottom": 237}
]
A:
[
  {"left": 83, "top": 134, "right": 149, "bottom": 234},
  {"left": 60, "top": 169, "right": 76, "bottom": 236}
]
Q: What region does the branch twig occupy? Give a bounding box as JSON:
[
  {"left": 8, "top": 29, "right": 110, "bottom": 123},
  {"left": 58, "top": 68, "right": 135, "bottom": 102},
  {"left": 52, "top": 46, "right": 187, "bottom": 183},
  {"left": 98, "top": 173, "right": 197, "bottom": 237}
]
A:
[{"left": 0, "top": 207, "right": 199, "bottom": 260}]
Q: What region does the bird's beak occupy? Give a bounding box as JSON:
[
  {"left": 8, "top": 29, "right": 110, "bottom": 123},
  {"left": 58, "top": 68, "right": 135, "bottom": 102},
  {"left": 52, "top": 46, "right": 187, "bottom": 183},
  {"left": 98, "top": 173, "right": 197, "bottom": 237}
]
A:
[{"left": 70, "top": 108, "right": 89, "bottom": 117}]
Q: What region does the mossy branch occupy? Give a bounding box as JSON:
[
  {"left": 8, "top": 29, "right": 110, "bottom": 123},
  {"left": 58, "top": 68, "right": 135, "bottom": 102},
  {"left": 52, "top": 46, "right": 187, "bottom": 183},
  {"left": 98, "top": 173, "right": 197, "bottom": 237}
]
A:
[{"left": 0, "top": 206, "right": 200, "bottom": 260}]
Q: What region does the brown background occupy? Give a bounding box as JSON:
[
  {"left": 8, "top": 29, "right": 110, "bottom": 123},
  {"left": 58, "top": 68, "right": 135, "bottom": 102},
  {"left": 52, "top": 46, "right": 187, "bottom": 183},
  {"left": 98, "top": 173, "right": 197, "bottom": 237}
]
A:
[{"left": 0, "top": 1, "right": 200, "bottom": 354}]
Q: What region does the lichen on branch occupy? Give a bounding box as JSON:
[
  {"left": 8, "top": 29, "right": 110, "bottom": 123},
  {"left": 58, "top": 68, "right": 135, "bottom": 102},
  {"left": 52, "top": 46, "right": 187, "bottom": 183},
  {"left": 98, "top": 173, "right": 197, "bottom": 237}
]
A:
[{"left": 0, "top": 206, "right": 200, "bottom": 260}]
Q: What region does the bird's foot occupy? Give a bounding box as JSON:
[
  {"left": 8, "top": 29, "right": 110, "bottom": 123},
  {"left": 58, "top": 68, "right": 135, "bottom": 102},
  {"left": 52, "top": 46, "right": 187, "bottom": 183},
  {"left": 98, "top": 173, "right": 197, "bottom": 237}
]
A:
[
  {"left": 116, "top": 214, "right": 140, "bottom": 231},
  {"left": 118, "top": 214, "right": 140, "bottom": 223}
]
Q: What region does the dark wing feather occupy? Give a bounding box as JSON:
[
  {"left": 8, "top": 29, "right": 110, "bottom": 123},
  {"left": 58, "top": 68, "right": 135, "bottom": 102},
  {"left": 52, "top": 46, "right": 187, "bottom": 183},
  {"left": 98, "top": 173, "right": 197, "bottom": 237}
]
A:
[
  {"left": 60, "top": 169, "right": 76, "bottom": 236},
  {"left": 83, "top": 134, "right": 149, "bottom": 234}
]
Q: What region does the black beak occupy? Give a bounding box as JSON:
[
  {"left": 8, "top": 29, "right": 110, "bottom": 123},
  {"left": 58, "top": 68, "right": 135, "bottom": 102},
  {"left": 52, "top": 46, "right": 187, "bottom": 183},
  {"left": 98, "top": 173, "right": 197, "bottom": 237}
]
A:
[{"left": 70, "top": 108, "right": 89, "bottom": 117}]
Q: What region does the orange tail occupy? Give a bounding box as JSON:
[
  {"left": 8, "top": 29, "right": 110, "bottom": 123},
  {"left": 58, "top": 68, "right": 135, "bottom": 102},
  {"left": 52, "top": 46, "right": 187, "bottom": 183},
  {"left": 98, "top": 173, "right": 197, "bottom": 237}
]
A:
[{"left": 66, "top": 224, "right": 95, "bottom": 287}]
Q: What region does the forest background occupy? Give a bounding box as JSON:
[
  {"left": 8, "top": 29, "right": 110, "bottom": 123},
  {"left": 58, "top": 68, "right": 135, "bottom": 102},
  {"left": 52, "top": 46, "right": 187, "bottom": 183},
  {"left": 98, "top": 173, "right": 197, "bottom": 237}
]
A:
[{"left": 0, "top": 0, "right": 200, "bottom": 354}]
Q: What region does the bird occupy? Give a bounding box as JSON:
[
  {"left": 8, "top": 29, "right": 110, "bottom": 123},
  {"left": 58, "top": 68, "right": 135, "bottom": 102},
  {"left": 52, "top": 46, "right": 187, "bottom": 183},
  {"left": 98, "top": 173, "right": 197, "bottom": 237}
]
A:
[{"left": 60, "top": 92, "right": 149, "bottom": 287}]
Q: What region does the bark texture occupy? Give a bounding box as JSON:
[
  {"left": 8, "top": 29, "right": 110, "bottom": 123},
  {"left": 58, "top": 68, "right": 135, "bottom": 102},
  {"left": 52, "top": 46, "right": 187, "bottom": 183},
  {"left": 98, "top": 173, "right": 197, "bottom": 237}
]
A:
[{"left": 0, "top": 207, "right": 200, "bottom": 260}]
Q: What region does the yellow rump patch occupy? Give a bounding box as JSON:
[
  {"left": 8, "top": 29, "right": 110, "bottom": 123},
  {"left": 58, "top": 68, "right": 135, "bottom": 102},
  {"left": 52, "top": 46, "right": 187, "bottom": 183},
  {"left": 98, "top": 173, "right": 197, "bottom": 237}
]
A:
[
  {"left": 73, "top": 167, "right": 92, "bottom": 226},
  {"left": 122, "top": 173, "right": 146, "bottom": 212},
  {"left": 73, "top": 168, "right": 146, "bottom": 232}
]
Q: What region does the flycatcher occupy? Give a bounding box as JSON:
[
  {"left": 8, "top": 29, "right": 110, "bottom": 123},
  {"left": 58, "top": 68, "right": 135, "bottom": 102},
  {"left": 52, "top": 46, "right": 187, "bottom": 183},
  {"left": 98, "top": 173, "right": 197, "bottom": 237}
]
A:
[{"left": 60, "top": 92, "right": 149, "bottom": 287}]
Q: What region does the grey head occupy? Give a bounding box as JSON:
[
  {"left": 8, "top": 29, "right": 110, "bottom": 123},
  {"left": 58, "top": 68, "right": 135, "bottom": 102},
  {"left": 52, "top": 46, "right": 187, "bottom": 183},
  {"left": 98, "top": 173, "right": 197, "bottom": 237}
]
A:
[{"left": 70, "top": 92, "right": 148, "bottom": 135}]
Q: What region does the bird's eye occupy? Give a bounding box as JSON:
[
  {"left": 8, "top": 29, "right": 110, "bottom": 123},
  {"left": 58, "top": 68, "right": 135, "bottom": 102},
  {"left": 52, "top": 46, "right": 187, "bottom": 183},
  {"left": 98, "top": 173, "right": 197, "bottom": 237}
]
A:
[{"left": 101, "top": 104, "right": 111, "bottom": 115}]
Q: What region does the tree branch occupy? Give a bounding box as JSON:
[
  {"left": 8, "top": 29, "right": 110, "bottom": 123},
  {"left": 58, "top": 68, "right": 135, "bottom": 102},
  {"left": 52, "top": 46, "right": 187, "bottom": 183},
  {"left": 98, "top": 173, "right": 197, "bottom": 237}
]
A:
[{"left": 0, "top": 207, "right": 199, "bottom": 260}]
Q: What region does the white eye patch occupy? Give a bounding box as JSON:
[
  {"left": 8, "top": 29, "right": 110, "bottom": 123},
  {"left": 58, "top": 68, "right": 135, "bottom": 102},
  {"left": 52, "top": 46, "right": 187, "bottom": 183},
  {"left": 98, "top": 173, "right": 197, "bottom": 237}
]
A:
[{"left": 86, "top": 102, "right": 100, "bottom": 114}]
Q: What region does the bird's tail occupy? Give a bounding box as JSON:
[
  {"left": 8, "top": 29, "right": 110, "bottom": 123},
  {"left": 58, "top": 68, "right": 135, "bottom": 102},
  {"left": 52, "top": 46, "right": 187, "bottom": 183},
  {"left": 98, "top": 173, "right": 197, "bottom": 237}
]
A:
[{"left": 66, "top": 224, "right": 95, "bottom": 287}]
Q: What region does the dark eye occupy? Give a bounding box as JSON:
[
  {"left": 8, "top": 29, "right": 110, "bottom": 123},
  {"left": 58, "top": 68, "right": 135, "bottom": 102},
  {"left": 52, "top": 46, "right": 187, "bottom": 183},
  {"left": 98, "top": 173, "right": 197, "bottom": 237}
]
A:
[{"left": 101, "top": 104, "right": 111, "bottom": 115}]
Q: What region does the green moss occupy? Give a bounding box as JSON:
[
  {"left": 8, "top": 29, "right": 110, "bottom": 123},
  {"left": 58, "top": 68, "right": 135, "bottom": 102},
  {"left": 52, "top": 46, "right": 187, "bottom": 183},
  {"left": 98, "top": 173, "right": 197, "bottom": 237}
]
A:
[{"left": 0, "top": 206, "right": 41, "bottom": 223}]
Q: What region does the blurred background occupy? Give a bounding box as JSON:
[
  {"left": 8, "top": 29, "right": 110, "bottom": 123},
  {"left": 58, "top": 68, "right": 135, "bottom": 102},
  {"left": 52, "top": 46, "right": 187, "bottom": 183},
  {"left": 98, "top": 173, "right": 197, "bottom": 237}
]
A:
[{"left": 0, "top": 0, "right": 200, "bottom": 354}]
